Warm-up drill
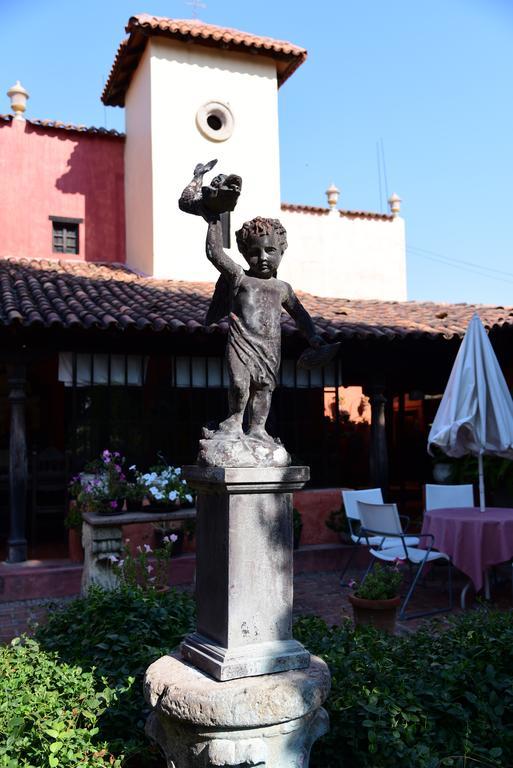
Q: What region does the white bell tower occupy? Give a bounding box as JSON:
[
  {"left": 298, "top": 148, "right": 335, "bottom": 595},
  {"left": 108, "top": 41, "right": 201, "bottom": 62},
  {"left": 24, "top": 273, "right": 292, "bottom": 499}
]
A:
[{"left": 103, "top": 16, "right": 307, "bottom": 280}]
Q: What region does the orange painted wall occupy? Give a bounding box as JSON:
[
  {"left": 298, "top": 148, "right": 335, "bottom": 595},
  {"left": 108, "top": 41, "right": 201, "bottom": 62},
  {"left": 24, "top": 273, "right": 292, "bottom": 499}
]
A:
[
  {"left": 0, "top": 120, "right": 125, "bottom": 263},
  {"left": 293, "top": 488, "right": 342, "bottom": 545}
]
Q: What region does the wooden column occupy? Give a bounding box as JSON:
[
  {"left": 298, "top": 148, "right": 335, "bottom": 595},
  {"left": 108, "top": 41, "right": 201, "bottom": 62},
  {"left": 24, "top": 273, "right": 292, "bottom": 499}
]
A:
[
  {"left": 6, "top": 362, "right": 28, "bottom": 563},
  {"left": 369, "top": 384, "right": 389, "bottom": 492}
]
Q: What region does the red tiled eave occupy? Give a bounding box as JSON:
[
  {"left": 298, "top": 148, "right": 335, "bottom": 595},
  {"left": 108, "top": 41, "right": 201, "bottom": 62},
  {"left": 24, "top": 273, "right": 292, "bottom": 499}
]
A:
[
  {"left": 1, "top": 258, "right": 512, "bottom": 344},
  {"left": 102, "top": 15, "right": 307, "bottom": 106},
  {"left": 0, "top": 113, "right": 124, "bottom": 138},
  {"left": 281, "top": 202, "right": 393, "bottom": 222}
]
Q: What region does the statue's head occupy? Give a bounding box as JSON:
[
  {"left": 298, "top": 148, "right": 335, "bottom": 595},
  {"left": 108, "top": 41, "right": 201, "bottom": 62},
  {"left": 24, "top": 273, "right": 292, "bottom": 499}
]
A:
[{"left": 236, "top": 217, "right": 288, "bottom": 278}]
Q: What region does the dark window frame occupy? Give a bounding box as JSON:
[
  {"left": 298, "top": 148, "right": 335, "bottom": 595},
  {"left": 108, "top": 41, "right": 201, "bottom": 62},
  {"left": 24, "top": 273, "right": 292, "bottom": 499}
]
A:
[{"left": 49, "top": 216, "right": 83, "bottom": 255}]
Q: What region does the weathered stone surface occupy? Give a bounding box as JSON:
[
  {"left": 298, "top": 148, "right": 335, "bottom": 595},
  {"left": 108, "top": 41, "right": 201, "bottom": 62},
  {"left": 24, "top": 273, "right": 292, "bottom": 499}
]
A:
[
  {"left": 198, "top": 431, "right": 291, "bottom": 468},
  {"left": 182, "top": 466, "right": 310, "bottom": 680},
  {"left": 144, "top": 654, "right": 330, "bottom": 767},
  {"left": 181, "top": 635, "right": 309, "bottom": 682},
  {"left": 145, "top": 654, "right": 331, "bottom": 728},
  {"left": 81, "top": 521, "right": 121, "bottom": 594}
]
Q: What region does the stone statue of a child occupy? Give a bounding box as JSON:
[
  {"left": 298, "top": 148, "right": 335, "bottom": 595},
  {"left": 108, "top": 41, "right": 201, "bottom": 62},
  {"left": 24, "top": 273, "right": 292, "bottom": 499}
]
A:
[{"left": 205, "top": 215, "right": 324, "bottom": 446}]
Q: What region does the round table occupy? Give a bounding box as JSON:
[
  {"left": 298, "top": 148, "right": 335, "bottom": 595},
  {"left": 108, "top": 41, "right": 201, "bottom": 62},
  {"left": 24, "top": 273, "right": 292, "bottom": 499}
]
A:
[{"left": 421, "top": 507, "right": 513, "bottom": 600}]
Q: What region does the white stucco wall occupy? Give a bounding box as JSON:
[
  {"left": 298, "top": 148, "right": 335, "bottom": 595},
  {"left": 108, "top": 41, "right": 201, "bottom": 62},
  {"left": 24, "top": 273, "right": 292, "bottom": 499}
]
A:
[
  {"left": 123, "top": 37, "right": 407, "bottom": 300},
  {"left": 278, "top": 210, "right": 407, "bottom": 300},
  {"left": 124, "top": 38, "right": 281, "bottom": 281},
  {"left": 124, "top": 47, "right": 154, "bottom": 276}
]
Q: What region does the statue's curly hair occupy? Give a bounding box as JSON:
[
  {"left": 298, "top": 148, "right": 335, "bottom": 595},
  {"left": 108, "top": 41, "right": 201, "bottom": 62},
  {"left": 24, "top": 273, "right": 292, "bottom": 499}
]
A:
[{"left": 235, "top": 217, "right": 288, "bottom": 256}]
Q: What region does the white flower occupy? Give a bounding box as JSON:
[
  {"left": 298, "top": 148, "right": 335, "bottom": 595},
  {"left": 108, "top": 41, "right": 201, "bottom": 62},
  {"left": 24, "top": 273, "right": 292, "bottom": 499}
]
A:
[
  {"left": 162, "top": 535, "right": 170, "bottom": 544},
  {"left": 168, "top": 490, "right": 178, "bottom": 501},
  {"left": 129, "top": 464, "right": 136, "bottom": 471},
  {"left": 170, "top": 534, "right": 178, "bottom": 543},
  {"left": 149, "top": 486, "right": 160, "bottom": 496},
  {"left": 175, "top": 467, "right": 181, "bottom": 476},
  {"left": 182, "top": 480, "right": 187, "bottom": 486},
  {"left": 144, "top": 544, "right": 152, "bottom": 553},
  {"left": 107, "top": 554, "right": 118, "bottom": 563},
  {"left": 147, "top": 565, "right": 154, "bottom": 573},
  {"left": 185, "top": 494, "right": 193, "bottom": 503}
]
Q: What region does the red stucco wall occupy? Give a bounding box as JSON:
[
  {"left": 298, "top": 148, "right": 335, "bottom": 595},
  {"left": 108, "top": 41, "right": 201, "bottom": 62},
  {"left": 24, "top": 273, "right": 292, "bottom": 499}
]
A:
[{"left": 0, "top": 120, "right": 125, "bottom": 263}]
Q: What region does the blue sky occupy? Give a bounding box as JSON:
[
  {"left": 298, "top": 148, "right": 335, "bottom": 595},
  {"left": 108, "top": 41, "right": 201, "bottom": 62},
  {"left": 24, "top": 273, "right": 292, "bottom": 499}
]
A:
[{"left": 1, "top": 0, "right": 512, "bottom": 305}]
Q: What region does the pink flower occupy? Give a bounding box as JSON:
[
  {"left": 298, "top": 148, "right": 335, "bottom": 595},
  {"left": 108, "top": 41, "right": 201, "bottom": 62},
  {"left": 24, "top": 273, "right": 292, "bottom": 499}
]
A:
[
  {"left": 109, "top": 500, "right": 118, "bottom": 509},
  {"left": 147, "top": 565, "right": 154, "bottom": 573},
  {"left": 348, "top": 579, "right": 357, "bottom": 588}
]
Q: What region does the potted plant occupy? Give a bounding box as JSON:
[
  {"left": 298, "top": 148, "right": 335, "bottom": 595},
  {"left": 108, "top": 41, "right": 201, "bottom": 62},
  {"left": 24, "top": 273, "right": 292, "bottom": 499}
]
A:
[
  {"left": 70, "top": 449, "right": 129, "bottom": 516},
  {"left": 293, "top": 507, "right": 303, "bottom": 549},
  {"left": 135, "top": 462, "right": 194, "bottom": 511},
  {"left": 124, "top": 480, "right": 145, "bottom": 512},
  {"left": 64, "top": 501, "right": 83, "bottom": 563},
  {"left": 348, "top": 562, "right": 403, "bottom": 634}
]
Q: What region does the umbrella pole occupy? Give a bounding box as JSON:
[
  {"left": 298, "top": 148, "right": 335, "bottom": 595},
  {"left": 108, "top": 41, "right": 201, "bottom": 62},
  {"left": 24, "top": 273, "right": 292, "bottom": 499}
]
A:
[{"left": 478, "top": 453, "right": 486, "bottom": 512}]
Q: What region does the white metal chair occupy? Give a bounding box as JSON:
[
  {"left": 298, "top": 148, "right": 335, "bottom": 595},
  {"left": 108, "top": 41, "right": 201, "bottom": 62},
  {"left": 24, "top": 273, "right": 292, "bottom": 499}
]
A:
[
  {"left": 358, "top": 500, "right": 453, "bottom": 620},
  {"left": 340, "top": 489, "right": 419, "bottom": 584},
  {"left": 425, "top": 483, "right": 474, "bottom": 511}
]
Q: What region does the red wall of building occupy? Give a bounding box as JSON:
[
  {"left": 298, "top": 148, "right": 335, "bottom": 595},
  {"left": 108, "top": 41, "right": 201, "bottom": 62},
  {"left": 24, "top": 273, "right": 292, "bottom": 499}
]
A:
[{"left": 0, "top": 119, "right": 125, "bottom": 263}]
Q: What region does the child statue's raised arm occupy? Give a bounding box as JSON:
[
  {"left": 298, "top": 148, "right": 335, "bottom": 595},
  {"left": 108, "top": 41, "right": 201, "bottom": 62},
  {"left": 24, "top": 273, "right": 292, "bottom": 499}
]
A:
[{"left": 206, "top": 218, "right": 242, "bottom": 281}]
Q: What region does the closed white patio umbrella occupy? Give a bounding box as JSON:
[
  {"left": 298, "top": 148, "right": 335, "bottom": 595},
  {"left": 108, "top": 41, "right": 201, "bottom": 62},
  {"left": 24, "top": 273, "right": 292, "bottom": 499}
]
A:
[{"left": 428, "top": 314, "right": 513, "bottom": 511}]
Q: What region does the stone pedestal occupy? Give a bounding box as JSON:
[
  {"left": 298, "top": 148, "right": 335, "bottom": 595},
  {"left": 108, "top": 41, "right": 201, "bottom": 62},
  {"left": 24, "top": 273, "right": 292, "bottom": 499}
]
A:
[
  {"left": 182, "top": 466, "right": 310, "bottom": 681},
  {"left": 144, "top": 653, "right": 330, "bottom": 768}
]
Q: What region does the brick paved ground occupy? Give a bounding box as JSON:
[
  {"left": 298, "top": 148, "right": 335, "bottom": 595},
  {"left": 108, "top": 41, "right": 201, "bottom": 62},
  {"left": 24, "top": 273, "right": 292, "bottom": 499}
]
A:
[
  {"left": 293, "top": 565, "right": 513, "bottom": 633},
  {"left": 2, "top": 564, "right": 512, "bottom": 643}
]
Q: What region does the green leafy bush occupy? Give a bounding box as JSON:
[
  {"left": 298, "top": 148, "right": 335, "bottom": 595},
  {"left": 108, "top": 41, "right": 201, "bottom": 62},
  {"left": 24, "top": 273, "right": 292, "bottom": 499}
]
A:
[
  {"left": 295, "top": 609, "right": 513, "bottom": 768},
  {"left": 35, "top": 585, "right": 195, "bottom": 765},
  {"left": 0, "top": 637, "right": 121, "bottom": 768}
]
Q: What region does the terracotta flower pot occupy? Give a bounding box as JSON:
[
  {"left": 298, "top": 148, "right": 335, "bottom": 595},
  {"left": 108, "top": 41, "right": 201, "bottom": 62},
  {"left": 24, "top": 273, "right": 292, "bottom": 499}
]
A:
[
  {"left": 68, "top": 527, "right": 84, "bottom": 563},
  {"left": 348, "top": 593, "right": 401, "bottom": 634}
]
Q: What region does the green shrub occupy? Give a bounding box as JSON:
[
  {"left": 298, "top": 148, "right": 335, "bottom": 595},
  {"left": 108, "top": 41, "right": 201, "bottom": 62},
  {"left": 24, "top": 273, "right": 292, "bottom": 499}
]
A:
[
  {"left": 0, "top": 637, "right": 121, "bottom": 768},
  {"left": 295, "top": 609, "right": 513, "bottom": 768},
  {"left": 35, "top": 585, "right": 195, "bottom": 765}
]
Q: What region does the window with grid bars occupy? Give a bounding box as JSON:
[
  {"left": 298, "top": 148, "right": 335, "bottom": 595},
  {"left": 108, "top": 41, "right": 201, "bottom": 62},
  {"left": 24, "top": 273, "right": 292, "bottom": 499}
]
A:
[{"left": 49, "top": 216, "right": 82, "bottom": 255}]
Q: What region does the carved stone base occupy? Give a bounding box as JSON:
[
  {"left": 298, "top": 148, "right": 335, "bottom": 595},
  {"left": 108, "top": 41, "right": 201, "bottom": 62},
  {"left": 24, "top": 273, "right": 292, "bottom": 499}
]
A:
[
  {"left": 144, "top": 654, "right": 330, "bottom": 768},
  {"left": 80, "top": 521, "right": 122, "bottom": 594},
  {"left": 181, "top": 632, "right": 310, "bottom": 681},
  {"left": 198, "top": 431, "right": 291, "bottom": 468}
]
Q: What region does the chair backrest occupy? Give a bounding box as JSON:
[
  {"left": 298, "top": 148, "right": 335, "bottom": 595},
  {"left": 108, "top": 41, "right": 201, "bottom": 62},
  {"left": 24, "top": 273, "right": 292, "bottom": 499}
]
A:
[
  {"left": 357, "top": 501, "right": 403, "bottom": 536},
  {"left": 341, "top": 488, "right": 383, "bottom": 522},
  {"left": 425, "top": 483, "right": 474, "bottom": 511}
]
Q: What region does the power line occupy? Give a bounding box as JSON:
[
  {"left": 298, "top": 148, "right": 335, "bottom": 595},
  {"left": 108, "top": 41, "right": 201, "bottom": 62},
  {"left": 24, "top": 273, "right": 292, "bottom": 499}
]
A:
[
  {"left": 408, "top": 243, "right": 513, "bottom": 278},
  {"left": 407, "top": 248, "right": 513, "bottom": 285},
  {"left": 380, "top": 137, "right": 389, "bottom": 204}
]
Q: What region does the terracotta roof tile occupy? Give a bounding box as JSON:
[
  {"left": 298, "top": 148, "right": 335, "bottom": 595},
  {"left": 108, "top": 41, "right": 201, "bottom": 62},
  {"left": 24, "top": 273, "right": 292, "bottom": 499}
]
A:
[
  {"left": 281, "top": 203, "right": 393, "bottom": 222},
  {"left": 102, "top": 16, "right": 307, "bottom": 106},
  {"left": 0, "top": 113, "right": 124, "bottom": 138},
  {"left": 1, "top": 258, "right": 512, "bottom": 344}
]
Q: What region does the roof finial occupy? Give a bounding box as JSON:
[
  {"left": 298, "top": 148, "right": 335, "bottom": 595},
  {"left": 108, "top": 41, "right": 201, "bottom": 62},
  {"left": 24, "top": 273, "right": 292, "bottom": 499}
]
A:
[
  {"left": 325, "top": 182, "right": 340, "bottom": 214},
  {"left": 7, "top": 81, "right": 29, "bottom": 121},
  {"left": 388, "top": 192, "right": 401, "bottom": 217}
]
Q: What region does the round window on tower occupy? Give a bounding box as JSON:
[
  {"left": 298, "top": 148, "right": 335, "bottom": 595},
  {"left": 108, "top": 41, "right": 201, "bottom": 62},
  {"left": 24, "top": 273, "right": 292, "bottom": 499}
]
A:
[{"left": 196, "top": 101, "right": 234, "bottom": 142}]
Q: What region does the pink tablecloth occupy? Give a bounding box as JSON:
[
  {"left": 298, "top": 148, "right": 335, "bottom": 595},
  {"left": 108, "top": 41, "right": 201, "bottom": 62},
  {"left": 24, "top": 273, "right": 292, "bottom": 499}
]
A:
[{"left": 421, "top": 507, "right": 513, "bottom": 592}]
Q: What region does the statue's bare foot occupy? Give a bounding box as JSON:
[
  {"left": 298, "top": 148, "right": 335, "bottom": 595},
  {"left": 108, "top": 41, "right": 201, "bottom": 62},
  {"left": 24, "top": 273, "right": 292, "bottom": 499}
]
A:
[
  {"left": 247, "top": 427, "right": 274, "bottom": 444},
  {"left": 217, "top": 416, "right": 244, "bottom": 439}
]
